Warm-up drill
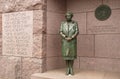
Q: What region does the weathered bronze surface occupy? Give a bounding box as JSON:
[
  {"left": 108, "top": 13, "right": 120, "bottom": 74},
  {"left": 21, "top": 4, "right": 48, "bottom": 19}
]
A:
[
  {"left": 59, "top": 12, "right": 79, "bottom": 75},
  {"left": 95, "top": 5, "right": 111, "bottom": 21}
]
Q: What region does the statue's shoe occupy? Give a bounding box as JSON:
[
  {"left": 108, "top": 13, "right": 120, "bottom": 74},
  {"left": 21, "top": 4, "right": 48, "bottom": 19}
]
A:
[
  {"left": 70, "top": 68, "right": 74, "bottom": 75},
  {"left": 66, "top": 68, "right": 70, "bottom": 75}
]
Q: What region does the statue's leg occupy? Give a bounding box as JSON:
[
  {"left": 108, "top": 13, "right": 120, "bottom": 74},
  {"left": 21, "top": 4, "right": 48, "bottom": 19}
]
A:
[
  {"left": 70, "top": 60, "right": 74, "bottom": 75},
  {"left": 66, "top": 60, "right": 69, "bottom": 75}
]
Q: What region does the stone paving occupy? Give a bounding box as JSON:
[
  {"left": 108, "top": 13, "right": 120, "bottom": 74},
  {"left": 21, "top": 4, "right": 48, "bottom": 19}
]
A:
[{"left": 31, "top": 68, "right": 120, "bottom": 79}]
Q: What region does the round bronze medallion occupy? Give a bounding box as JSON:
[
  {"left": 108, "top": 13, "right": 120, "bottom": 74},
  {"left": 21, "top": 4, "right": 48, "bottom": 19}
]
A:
[{"left": 95, "top": 5, "right": 111, "bottom": 21}]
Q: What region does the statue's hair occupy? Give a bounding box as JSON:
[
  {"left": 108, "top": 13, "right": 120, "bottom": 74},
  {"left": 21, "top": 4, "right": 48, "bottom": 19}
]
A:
[{"left": 65, "top": 11, "right": 73, "bottom": 17}]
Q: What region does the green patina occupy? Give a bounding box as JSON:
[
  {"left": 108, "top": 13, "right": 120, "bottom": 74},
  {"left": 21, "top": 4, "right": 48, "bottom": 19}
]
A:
[{"left": 59, "top": 12, "right": 79, "bottom": 75}]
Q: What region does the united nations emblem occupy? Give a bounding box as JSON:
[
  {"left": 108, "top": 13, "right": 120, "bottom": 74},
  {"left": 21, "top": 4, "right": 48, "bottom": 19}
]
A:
[{"left": 95, "top": 5, "right": 111, "bottom": 21}]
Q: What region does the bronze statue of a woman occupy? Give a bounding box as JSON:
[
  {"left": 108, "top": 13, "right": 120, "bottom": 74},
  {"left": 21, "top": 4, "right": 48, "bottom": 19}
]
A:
[{"left": 59, "top": 11, "right": 79, "bottom": 75}]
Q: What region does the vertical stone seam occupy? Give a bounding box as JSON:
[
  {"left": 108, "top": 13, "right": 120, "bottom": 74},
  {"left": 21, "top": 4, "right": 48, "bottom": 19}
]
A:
[
  {"left": 79, "top": 56, "right": 81, "bottom": 69},
  {"left": 43, "top": 16, "right": 46, "bottom": 58},
  {"left": 21, "top": 57, "right": 23, "bottom": 79},
  {"left": 42, "top": 2, "right": 47, "bottom": 72},
  {"left": 20, "top": 57, "right": 22, "bottom": 79},
  {"left": 86, "top": 12, "right": 88, "bottom": 34},
  {"left": 94, "top": 34, "right": 96, "bottom": 57},
  {"left": 0, "top": 13, "right": 2, "bottom": 56}
]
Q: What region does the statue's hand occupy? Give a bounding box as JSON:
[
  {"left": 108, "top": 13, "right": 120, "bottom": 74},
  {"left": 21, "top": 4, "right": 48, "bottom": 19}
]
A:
[{"left": 66, "top": 37, "right": 72, "bottom": 41}]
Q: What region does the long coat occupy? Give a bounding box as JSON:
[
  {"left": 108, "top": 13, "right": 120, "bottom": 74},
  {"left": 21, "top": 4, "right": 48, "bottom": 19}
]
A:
[{"left": 60, "top": 21, "right": 79, "bottom": 60}]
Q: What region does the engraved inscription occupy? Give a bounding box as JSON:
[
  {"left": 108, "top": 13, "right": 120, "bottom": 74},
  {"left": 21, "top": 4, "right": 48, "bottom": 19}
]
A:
[
  {"left": 2, "top": 11, "right": 33, "bottom": 57},
  {"left": 88, "top": 25, "right": 120, "bottom": 34}
]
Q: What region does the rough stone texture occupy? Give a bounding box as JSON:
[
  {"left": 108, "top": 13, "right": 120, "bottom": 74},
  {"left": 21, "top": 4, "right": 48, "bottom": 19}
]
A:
[
  {"left": 47, "top": 35, "right": 61, "bottom": 57},
  {"left": 33, "top": 19, "right": 44, "bottom": 34},
  {"left": 0, "top": 56, "right": 21, "bottom": 79},
  {"left": 2, "top": 11, "right": 33, "bottom": 57},
  {"left": 22, "top": 57, "right": 46, "bottom": 79},
  {"left": 47, "top": 12, "right": 65, "bottom": 34},
  {"left": 0, "top": 0, "right": 46, "bottom": 13},
  {"left": 104, "top": 0, "right": 120, "bottom": 9},
  {"left": 33, "top": 34, "right": 43, "bottom": 58},
  {"left": 77, "top": 35, "right": 95, "bottom": 57},
  {"left": 33, "top": 10, "right": 46, "bottom": 34},
  {"left": 80, "top": 57, "right": 120, "bottom": 72},
  {"left": 95, "top": 34, "right": 120, "bottom": 58},
  {"left": 1, "top": 10, "right": 46, "bottom": 57},
  {"left": 87, "top": 10, "right": 120, "bottom": 34},
  {"left": 47, "top": 0, "right": 66, "bottom": 13},
  {"left": 0, "top": 1, "right": 47, "bottom": 79},
  {"left": 33, "top": 10, "right": 46, "bottom": 58},
  {"left": 73, "top": 13, "right": 86, "bottom": 34},
  {"left": 67, "top": 0, "right": 102, "bottom": 13}
]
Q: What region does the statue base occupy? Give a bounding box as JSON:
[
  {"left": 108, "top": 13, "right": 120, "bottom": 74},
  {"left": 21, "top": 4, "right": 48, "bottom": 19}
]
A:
[{"left": 31, "top": 68, "right": 120, "bottom": 79}]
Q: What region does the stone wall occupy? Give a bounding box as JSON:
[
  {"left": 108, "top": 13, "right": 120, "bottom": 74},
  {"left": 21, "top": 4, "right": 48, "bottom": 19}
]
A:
[
  {"left": 0, "top": 0, "right": 47, "bottom": 79},
  {"left": 46, "top": 0, "right": 66, "bottom": 70},
  {"left": 67, "top": 0, "right": 120, "bottom": 72}
]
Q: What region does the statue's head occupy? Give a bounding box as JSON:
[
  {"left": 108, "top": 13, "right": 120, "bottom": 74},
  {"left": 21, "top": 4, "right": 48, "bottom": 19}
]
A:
[{"left": 65, "top": 11, "right": 73, "bottom": 21}]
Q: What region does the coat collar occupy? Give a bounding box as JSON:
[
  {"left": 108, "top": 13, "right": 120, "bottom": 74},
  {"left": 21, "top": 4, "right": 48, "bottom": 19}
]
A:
[{"left": 64, "top": 21, "right": 75, "bottom": 31}]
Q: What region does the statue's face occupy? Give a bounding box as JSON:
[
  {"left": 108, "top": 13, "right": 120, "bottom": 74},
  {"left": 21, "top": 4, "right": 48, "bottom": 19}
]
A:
[{"left": 65, "top": 13, "right": 73, "bottom": 21}]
